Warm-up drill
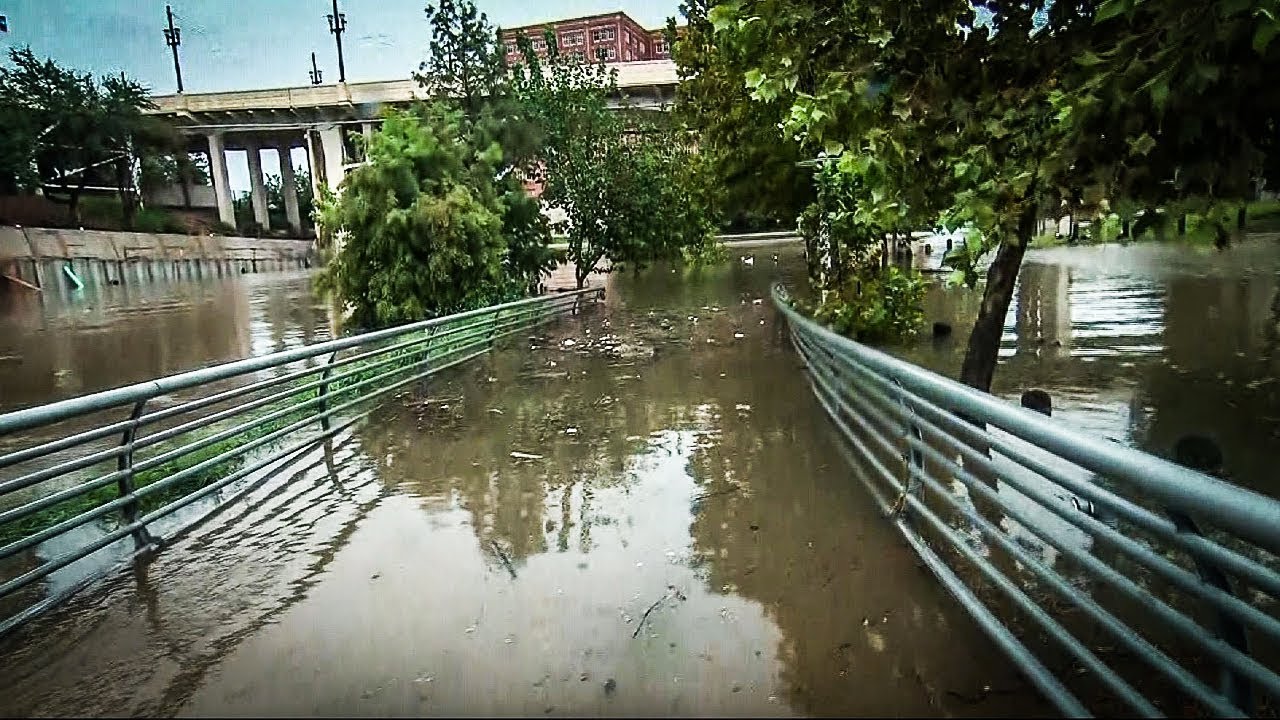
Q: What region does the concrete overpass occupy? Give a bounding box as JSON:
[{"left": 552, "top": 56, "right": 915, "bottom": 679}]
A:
[{"left": 143, "top": 60, "right": 680, "bottom": 235}]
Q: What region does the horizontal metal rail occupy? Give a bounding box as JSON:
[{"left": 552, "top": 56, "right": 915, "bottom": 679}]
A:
[
  {"left": 0, "top": 287, "right": 602, "bottom": 637},
  {"left": 773, "top": 283, "right": 1280, "bottom": 718}
]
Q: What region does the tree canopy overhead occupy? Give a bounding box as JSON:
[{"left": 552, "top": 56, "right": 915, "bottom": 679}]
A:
[{"left": 688, "top": 0, "right": 1279, "bottom": 389}]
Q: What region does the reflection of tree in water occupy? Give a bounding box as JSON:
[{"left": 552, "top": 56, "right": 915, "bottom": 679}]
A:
[
  {"left": 353, "top": 250, "right": 1033, "bottom": 716},
  {"left": 353, "top": 305, "right": 725, "bottom": 567}
]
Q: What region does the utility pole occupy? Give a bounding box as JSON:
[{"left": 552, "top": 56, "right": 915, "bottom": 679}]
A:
[
  {"left": 326, "top": 0, "right": 347, "bottom": 84},
  {"left": 308, "top": 52, "right": 323, "bottom": 85},
  {"left": 163, "top": 5, "right": 184, "bottom": 93}
]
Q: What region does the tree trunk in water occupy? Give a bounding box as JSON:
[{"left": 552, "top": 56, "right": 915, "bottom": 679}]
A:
[
  {"left": 1121, "top": 218, "right": 1131, "bottom": 239},
  {"left": 1177, "top": 213, "right": 1188, "bottom": 236},
  {"left": 959, "top": 210, "right": 1035, "bottom": 393},
  {"left": 1238, "top": 205, "right": 1248, "bottom": 233}
]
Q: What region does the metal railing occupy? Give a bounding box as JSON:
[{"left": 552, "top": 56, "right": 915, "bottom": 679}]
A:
[
  {"left": 0, "top": 287, "right": 603, "bottom": 637},
  {"left": 773, "top": 283, "right": 1280, "bottom": 718}
]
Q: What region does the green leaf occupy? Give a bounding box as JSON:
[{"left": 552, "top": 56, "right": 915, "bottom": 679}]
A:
[
  {"left": 1128, "top": 132, "right": 1157, "bottom": 156},
  {"left": 1094, "top": 0, "right": 1131, "bottom": 23},
  {"left": 823, "top": 140, "right": 845, "bottom": 156},
  {"left": 708, "top": 2, "right": 739, "bottom": 32},
  {"left": 744, "top": 68, "right": 764, "bottom": 89},
  {"left": 1255, "top": 22, "right": 1280, "bottom": 54},
  {"left": 954, "top": 161, "right": 970, "bottom": 179},
  {"left": 1076, "top": 50, "right": 1106, "bottom": 66},
  {"left": 1150, "top": 79, "right": 1169, "bottom": 111}
]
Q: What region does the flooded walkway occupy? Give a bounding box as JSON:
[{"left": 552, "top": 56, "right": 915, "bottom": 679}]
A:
[
  {"left": 5, "top": 237, "right": 1279, "bottom": 716},
  {"left": 0, "top": 245, "right": 1044, "bottom": 717}
]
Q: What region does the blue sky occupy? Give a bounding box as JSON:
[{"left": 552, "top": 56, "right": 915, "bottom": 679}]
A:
[{"left": 1, "top": 2, "right": 683, "bottom": 193}]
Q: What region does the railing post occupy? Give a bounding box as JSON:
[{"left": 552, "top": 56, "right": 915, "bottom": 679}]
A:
[
  {"left": 317, "top": 350, "right": 340, "bottom": 432},
  {"left": 890, "top": 378, "right": 923, "bottom": 519},
  {"left": 487, "top": 308, "right": 501, "bottom": 349},
  {"left": 1166, "top": 507, "right": 1253, "bottom": 713},
  {"left": 117, "top": 400, "right": 155, "bottom": 548}
]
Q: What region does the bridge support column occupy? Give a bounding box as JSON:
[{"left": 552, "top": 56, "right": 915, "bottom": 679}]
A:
[
  {"left": 245, "top": 140, "right": 271, "bottom": 230},
  {"left": 206, "top": 133, "right": 235, "bottom": 228},
  {"left": 278, "top": 142, "right": 302, "bottom": 236},
  {"left": 317, "top": 127, "right": 346, "bottom": 194}
]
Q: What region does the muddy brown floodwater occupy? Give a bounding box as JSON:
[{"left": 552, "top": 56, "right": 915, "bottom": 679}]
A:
[{"left": 2, "top": 236, "right": 1278, "bottom": 717}]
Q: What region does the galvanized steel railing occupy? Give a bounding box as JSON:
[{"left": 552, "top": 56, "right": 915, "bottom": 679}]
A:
[
  {"left": 773, "top": 283, "right": 1280, "bottom": 718},
  {"left": 0, "top": 287, "right": 603, "bottom": 637}
]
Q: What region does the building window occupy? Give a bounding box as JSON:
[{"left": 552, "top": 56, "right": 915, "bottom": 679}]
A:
[
  {"left": 654, "top": 38, "right": 668, "bottom": 55},
  {"left": 595, "top": 46, "right": 616, "bottom": 61},
  {"left": 560, "top": 31, "right": 583, "bottom": 47},
  {"left": 504, "top": 41, "right": 516, "bottom": 54},
  {"left": 569, "top": 50, "right": 585, "bottom": 61},
  {"left": 591, "top": 26, "right": 615, "bottom": 43},
  {"left": 531, "top": 37, "right": 547, "bottom": 51}
]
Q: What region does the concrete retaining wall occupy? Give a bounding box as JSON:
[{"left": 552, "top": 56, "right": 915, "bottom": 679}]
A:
[{"left": 0, "top": 226, "right": 316, "bottom": 294}]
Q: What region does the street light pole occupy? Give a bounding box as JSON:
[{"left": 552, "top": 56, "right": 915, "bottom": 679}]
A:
[
  {"left": 163, "top": 5, "right": 184, "bottom": 93},
  {"left": 326, "top": 0, "right": 347, "bottom": 84},
  {"left": 308, "top": 52, "right": 323, "bottom": 85}
]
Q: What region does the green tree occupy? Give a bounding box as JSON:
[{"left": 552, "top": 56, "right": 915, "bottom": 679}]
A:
[
  {"left": 415, "top": 0, "right": 509, "bottom": 115},
  {"left": 0, "top": 47, "right": 172, "bottom": 230},
  {"left": 667, "top": 0, "right": 813, "bottom": 232},
  {"left": 1058, "top": 0, "right": 1280, "bottom": 245},
  {"left": 315, "top": 104, "right": 550, "bottom": 328},
  {"left": 708, "top": 0, "right": 1101, "bottom": 389},
  {"left": 511, "top": 32, "right": 716, "bottom": 287},
  {"left": 232, "top": 167, "right": 316, "bottom": 234}
]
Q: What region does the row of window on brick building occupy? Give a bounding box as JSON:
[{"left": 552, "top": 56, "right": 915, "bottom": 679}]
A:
[{"left": 500, "top": 13, "right": 673, "bottom": 65}]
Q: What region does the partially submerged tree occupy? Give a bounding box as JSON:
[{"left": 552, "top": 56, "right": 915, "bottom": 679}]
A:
[
  {"left": 511, "top": 32, "right": 718, "bottom": 287},
  {"left": 315, "top": 105, "right": 549, "bottom": 328},
  {"left": 706, "top": 0, "right": 1103, "bottom": 388},
  {"left": 316, "top": 0, "right": 556, "bottom": 327}
]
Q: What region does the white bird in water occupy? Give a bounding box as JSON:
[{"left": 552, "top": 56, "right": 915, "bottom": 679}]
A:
[{"left": 740, "top": 255, "right": 755, "bottom": 266}]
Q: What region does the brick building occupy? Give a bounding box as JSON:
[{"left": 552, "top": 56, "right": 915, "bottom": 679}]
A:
[{"left": 500, "top": 11, "right": 677, "bottom": 65}]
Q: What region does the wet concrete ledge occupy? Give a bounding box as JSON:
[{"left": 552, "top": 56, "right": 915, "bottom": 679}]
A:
[{"left": 0, "top": 226, "right": 316, "bottom": 292}]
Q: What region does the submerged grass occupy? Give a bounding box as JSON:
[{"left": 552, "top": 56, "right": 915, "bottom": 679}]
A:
[{"left": 0, "top": 305, "right": 556, "bottom": 550}]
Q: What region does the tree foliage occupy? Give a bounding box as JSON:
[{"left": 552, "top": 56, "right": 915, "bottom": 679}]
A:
[
  {"left": 703, "top": 0, "right": 1107, "bottom": 387},
  {"left": 0, "top": 46, "right": 179, "bottom": 229},
  {"left": 1058, "top": 0, "right": 1280, "bottom": 240},
  {"left": 511, "top": 31, "right": 719, "bottom": 288},
  {"left": 414, "top": 0, "right": 508, "bottom": 113},
  {"left": 315, "top": 105, "right": 551, "bottom": 328},
  {"left": 318, "top": 1, "right": 556, "bottom": 328},
  {"left": 667, "top": 1, "right": 813, "bottom": 231}
]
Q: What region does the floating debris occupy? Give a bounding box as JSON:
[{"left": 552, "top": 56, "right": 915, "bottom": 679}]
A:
[
  {"left": 510, "top": 451, "right": 544, "bottom": 460},
  {"left": 734, "top": 332, "right": 745, "bottom": 339}
]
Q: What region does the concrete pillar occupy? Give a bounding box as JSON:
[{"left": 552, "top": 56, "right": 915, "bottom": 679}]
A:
[
  {"left": 245, "top": 140, "right": 270, "bottom": 229},
  {"left": 306, "top": 130, "right": 326, "bottom": 197},
  {"left": 361, "top": 122, "right": 374, "bottom": 161},
  {"left": 278, "top": 142, "right": 303, "bottom": 236},
  {"left": 206, "top": 133, "right": 235, "bottom": 228},
  {"left": 317, "top": 127, "right": 346, "bottom": 194}
]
